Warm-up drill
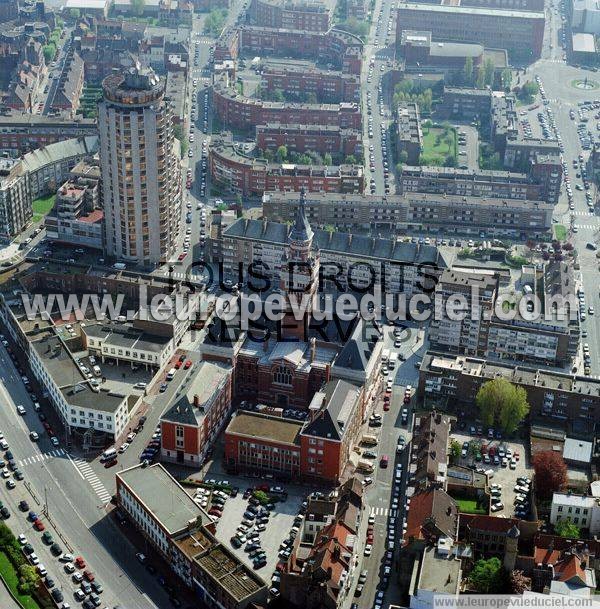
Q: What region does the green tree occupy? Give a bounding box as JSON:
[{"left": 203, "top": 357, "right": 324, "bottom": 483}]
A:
[
  {"left": 131, "top": 0, "right": 145, "bottom": 16},
  {"left": 501, "top": 68, "right": 513, "bottom": 91},
  {"left": 555, "top": 518, "right": 580, "bottom": 539},
  {"left": 323, "top": 153, "right": 332, "bottom": 166},
  {"left": 276, "top": 145, "right": 287, "bottom": 162},
  {"left": 444, "top": 154, "right": 457, "bottom": 167},
  {"left": 475, "top": 378, "right": 530, "bottom": 433},
  {"left": 253, "top": 490, "right": 270, "bottom": 504},
  {"left": 68, "top": 7, "right": 80, "bottom": 18},
  {"left": 463, "top": 56, "right": 474, "bottom": 85},
  {"left": 17, "top": 564, "right": 39, "bottom": 595},
  {"left": 306, "top": 92, "right": 318, "bottom": 104},
  {"left": 42, "top": 43, "right": 56, "bottom": 63},
  {"left": 398, "top": 150, "right": 409, "bottom": 164},
  {"left": 271, "top": 89, "right": 285, "bottom": 103},
  {"left": 449, "top": 439, "right": 461, "bottom": 462},
  {"left": 470, "top": 557, "right": 505, "bottom": 593},
  {"left": 519, "top": 81, "right": 540, "bottom": 103},
  {"left": 345, "top": 154, "right": 357, "bottom": 164},
  {"left": 203, "top": 8, "right": 228, "bottom": 36},
  {"left": 475, "top": 65, "right": 485, "bottom": 89}
]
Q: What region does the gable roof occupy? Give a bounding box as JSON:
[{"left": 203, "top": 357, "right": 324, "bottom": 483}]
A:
[{"left": 404, "top": 489, "right": 458, "bottom": 546}]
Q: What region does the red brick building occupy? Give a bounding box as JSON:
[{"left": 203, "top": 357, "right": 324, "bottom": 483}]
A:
[
  {"left": 256, "top": 124, "right": 361, "bottom": 158},
  {"left": 209, "top": 137, "right": 364, "bottom": 197},
  {"left": 212, "top": 74, "right": 362, "bottom": 132},
  {"left": 260, "top": 67, "right": 360, "bottom": 103},
  {"left": 239, "top": 26, "right": 363, "bottom": 75},
  {"left": 249, "top": 0, "right": 331, "bottom": 32},
  {"left": 224, "top": 378, "right": 365, "bottom": 483},
  {"left": 159, "top": 361, "right": 232, "bottom": 466}
]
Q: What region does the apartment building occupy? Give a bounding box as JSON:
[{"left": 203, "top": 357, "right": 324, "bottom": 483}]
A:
[
  {"left": 0, "top": 159, "right": 31, "bottom": 239},
  {"left": 396, "top": 3, "right": 545, "bottom": 59},
  {"left": 209, "top": 137, "right": 364, "bottom": 196},
  {"left": 261, "top": 190, "right": 553, "bottom": 236},
  {"left": 44, "top": 160, "right": 104, "bottom": 250},
  {"left": 99, "top": 63, "right": 181, "bottom": 265},
  {"left": 219, "top": 216, "right": 446, "bottom": 295},
  {"left": 550, "top": 493, "right": 600, "bottom": 534},
  {"left": 0, "top": 115, "right": 97, "bottom": 154},
  {"left": 438, "top": 87, "right": 493, "bottom": 122},
  {"left": 429, "top": 268, "right": 498, "bottom": 356},
  {"left": 399, "top": 162, "right": 562, "bottom": 205},
  {"left": 239, "top": 25, "right": 363, "bottom": 75},
  {"left": 212, "top": 74, "right": 362, "bottom": 131},
  {"left": 248, "top": 0, "right": 331, "bottom": 31},
  {"left": 29, "top": 334, "right": 131, "bottom": 441},
  {"left": 115, "top": 464, "right": 268, "bottom": 609},
  {"left": 159, "top": 362, "right": 233, "bottom": 467},
  {"left": 412, "top": 412, "right": 451, "bottom": 491},
  {"left": 260, "top": 66, "right": 360, "bottom": 103},
  {"left": 396, "top": 103, "right": 422, "bottom": 165},
  {"left": 256, "top": 124, "right": 361, "bottom": 158},
  {"left": 418, "top": 353, "right": 600, "bottom": 429}
]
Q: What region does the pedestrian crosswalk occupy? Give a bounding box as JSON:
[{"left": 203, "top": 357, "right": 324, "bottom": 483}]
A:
[
  {"left": 574, "top": 224, "right": 598, "bottom": 230},
  {"left": 18, "top": 449, "right": 65, "bottom": 467},
  {"left": 71, "top": 458, "right": 112, "bottom": 504},
  {"left": 370, "top": 506, "right": 390, "bottom": 517}
]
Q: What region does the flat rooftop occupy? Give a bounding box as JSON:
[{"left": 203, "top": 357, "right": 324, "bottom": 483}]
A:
[
  {"left": 417, "top": 545, "right": 461, "bottom": 595},
  {"left": 117, "top": 464, "right": 210, "bottom": 534},
  {"left": 226, "top": 411, "right": 303, "bottom": 446},
  {"left": 397, "top": 2, "right": 545, "bottom": 18}
]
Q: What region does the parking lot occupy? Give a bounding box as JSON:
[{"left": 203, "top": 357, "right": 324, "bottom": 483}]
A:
[
  {"left": 206, "top": 481, "right": 304, "bottom": 579},
  {"left": 450, "top": 431, "right": 533, "bottom": 519}
]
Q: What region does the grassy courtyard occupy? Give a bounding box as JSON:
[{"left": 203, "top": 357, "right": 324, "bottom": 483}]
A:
[
  {"left": 0, "top": 552, "right": 41, "bottom": 609},
  {"left": 32, "top": 194, "right": 56, "bottom": 224},
  {"left": 420, "top": 124, "right": 457, "bottom": 166},
  {"left": 553, "top": 224, "right": 567, "bottom": 241},
  {"left": 454, "top": 497, "right": 487, "bottom": 515}
]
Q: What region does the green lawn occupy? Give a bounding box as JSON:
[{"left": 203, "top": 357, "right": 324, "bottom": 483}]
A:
[
  {"left": 455, "top": 498, "right": 487, "bottom": 514},
  {"left": 554, "top": 224, "right": 567, "bottom": 241},
  {"left": 32, "top": 194, "right": 56, "bottom": 224},
  {"left": 420, "top": 126, "right": 457, "bottom": 166},
  {"left": 0, "top": 551, "right": 41, "bottom": 609}
]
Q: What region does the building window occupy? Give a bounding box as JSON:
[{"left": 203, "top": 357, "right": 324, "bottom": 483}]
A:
[
  {"left": 176, "top": 426, "right": 184, "bottom": 438},
  {"left": 273, "top": 365, "right": 292, "bottom": 386}
]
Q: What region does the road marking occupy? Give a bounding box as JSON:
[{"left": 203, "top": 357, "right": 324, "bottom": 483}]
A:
[
  {"left": 17, "top": 448, "right": 66, "bottom": 467},
  {"left": 370, "top": 506, "right": 389, "bottom": 517},
  {"left": 71, "top": 458, "right": 112, "bottom": 503}
]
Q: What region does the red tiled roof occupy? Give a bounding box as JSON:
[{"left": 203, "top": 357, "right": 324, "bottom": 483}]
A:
[
  {"left": 465, "top": 515, "right": 520, "bottom": 533},
  {"left": 534, "top": 546, "right": 561, "bottom": 565},
  {"left": 404, "top": 489, "right": 457, "bottom": 546},
  {"left": 554, "top": 554, "right": 587, "bottom": 585},
  {"left": 79, "top": 210, "right": 103, "bottom": 223}
]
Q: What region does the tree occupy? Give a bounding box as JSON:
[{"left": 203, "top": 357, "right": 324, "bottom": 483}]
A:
[
  {"left": 306, "top": 92, "right": 318, "bottom": 104},
  {"left": 131, "top": 0, "right": 145, "bottom": 16},
  {"left": 470, "top": 557, "right": 505, "bottom": 593},
  {"left": 276, "top": 145, "right": 287, "bottom": 162},
  {"left": 398, "top": 150, "right": 409, "bottom": 164},
  {"left": 501, "top": 68, "right": 513, "bottom": 91},
  {"left": 42, "top": 43, "right": 56, "bottom": 63},
  {"left": 555, "top": 518, "right": 580, "bottom": 539},
  {"left": 253, "top": 490, "right": 270, "bottom": 504},
  {"left": 449, "top": 439, "right": 461, "bottom": 462},
  {"left": 532, "top": 450, "right": 567, "bottom": 499},
  {"left": 323, "top": 153, "right": 332, "bottom": 166},
  {"left": 518, "top": 81, "right": 540, "bottom": 103},
  {"left": 271, "top": 89, "right": 285, "bottom": 103},
  {"left": 475, "top": 378, "right": 530, "bottom": 433},
  {"left": 68, "top": 7, "right": 80, "bottom": 18},
  {"left": 475, "top": 66, "right": 486, "bottom": 89},
  {"left": 345, "top": 154, "right": 357, "bottom": 164},
  {"left": 17, "top": 564, "right": 39, "bottom": 595},
  {"left": 510, "top": 570, "right": 531, "bottom": 594},
  {"left": 463, "top": 56, "right": 474, "bottom": 85}
]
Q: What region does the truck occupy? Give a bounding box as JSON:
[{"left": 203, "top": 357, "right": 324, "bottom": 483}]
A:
[
  {"left": 389, "top": 352, "right": 398, "bottom": 369},
  {"left": 361, "top": 434, "right": 378, "bottom": 446}
]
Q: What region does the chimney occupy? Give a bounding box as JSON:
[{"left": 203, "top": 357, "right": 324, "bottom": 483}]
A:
[{"left": 193, "top": 394, "right": 200, "bottom": 407}]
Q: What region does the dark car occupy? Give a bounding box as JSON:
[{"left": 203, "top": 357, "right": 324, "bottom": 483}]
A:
[
  {"left": 50, "top": 542, "right": 62, "bottom": 556},
  {"left": 1, "top": 506, "right": 10, "bottom": 518},
  {"left": 45, "top": 576, "right": 55, "bottom": 588},
  {"left": 19, "top": 500, "right": 29, "bottom": 511},
  {"left": 51, "top": 588, "right": 63, "bottom": 602}
]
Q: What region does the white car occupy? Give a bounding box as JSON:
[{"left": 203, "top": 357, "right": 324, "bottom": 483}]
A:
[
  {"left": 118, "top": 443, "right": 129, "bottom": 453},
  {"left": 364, "top": 544, "right": 372, "bottom": 556},
  {"left": 18, "top": 534, "right": 27, "bottom": 545},
  {"left": 16, "top": 405, "right": 26, "bottom": 415}
]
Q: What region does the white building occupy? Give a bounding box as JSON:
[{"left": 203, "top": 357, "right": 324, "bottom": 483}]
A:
[
  {"left": 572, "top": 0, "right": 600, "bottom": 35},
  {"left": 550, "top": 492, "right": 600, "bottom": 534},
  {"left": 99, "top": 63, "right": 181, "bottom": 265},
  {"left": 29, "top": 334, "right": 130, "bottom": 440}
]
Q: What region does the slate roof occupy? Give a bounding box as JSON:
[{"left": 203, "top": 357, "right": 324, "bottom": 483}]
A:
[
  {"left": 333, "top": 319, "right": 381, "bottom": 372},
  {"left": 302, "top": 379, "right": 361, "bottom": 441}
]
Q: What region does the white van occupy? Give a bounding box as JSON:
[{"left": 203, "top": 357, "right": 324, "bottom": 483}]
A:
[
  {"left": 93, "top": 365, "right": 101, "bottom": 376},
  {"left": 166, "top": 367, "right": 177, "bottom": 380},
  {"left": 101, "top": 448, "right": 117, "bottom": 462}
]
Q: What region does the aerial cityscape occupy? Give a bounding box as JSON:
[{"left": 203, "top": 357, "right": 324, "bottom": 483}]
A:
[{"left": 0, "top": 0, "right": 598, "bottom": 607}]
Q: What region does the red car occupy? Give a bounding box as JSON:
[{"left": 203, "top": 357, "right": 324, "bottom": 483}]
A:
[
  {"left": 104, "top": 458, "right": 118, "bottom": 469},
  {"left": 403, "top": 395, "right": 410, "bottom": 404},
  {"left": 33, "top": 519, "right": 45, "bottom": 531},
  {"left": 184, "top": 360, "right": 192, "bottom": 369},
  {"left": 83, "top": 570, "right": 94, "bottom": 582},
  {"left": 367, "top": 526, "right": 374, "bottom": 536},
  {"left": 75, "top": 556, "right": 86, "bottom": 569},
  {"left": 383, "top": 403, "right": 390, "bottom": 411},
  {"left": 178, "top": 253, "right": 186, "bottom": 261},
  {"left": 208, "top": 508, "right": 222, "bottom": 517},
  {"left": 175, "top": 361, "right": 182, "bottom": 369}
]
